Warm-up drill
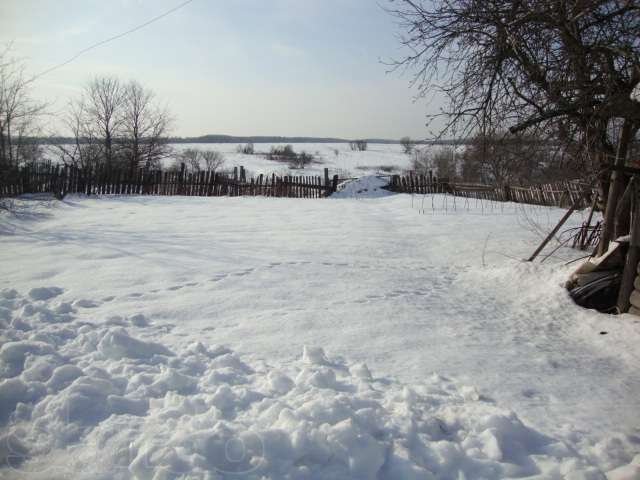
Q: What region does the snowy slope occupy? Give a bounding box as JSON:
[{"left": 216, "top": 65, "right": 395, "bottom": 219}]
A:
[{"left": 1, "top": 191, "right": 639, "bottom": 478}]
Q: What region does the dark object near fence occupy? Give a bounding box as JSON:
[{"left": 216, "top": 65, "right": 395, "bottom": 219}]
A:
[
  {"left": 566, "top": 236, "right": 628, "bottom": 313},
  {"left": 571, "top": 221, "right": 602, "bottom": 250},
  {"left": 569, "top": 271, "right": 622, "bottom": 313},
  {"left": 0, "top": 163, "right": 339, "bottom": 199},
  {"left": 388, "top": 172, "right": 596, "bottom": 210}
]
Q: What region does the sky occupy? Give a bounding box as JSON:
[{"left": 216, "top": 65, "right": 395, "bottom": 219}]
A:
[{"left": 0, "top": 0, "right": 444, "bottom": 139}]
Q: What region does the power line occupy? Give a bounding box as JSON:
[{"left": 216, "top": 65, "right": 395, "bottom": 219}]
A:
[{"left": 31, "top": 0, "right": 196, "bottom": 81}]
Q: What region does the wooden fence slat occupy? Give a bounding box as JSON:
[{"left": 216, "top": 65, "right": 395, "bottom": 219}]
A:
[{"left": 2, "top": 163, "right": 376, "bottom": 201}]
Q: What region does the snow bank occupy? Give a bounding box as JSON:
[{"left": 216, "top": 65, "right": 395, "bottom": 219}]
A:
[
  {"left": 1, "top": 288, "right": 636, "bottom": 479},
  {"left": 331, "top": 175, "right": 394, "bottom": 199}
]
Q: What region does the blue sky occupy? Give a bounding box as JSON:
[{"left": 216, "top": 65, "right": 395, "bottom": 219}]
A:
[{"left": 1, "top": 0, "right": 443, "bottom": 138}]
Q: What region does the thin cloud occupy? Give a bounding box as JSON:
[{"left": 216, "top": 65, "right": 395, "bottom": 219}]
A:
[{"left": 270, "top": 42, "right": 306, "bottom": 59}]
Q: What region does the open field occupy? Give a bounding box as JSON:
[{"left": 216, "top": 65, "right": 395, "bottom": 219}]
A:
[
  {"left": 42, "top": 142, "right": 428, "bottom": 179},
  {"left": 1, "top": 186, "right": 639, "bottom": 478},
  {"left": 166, "top": 143, "right": 432, "bottom": 177}
]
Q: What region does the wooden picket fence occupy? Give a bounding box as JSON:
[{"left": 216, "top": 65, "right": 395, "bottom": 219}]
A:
[
  {"left": 0, "top": 163, "right": 339, "bottom": 199},
  {"left": 389, "top": 172, "right": 596, "bottom": 209}
]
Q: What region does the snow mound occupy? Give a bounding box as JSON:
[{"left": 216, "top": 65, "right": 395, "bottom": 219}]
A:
[
  {"left": 28, "top": 287, "right": 64, "bottom": 301},
  {"left": 0, "top": 289, "right": 636, "bottom": 479},
  {"left": 331, "top": 175, "right": 395, "bottom": 199}
]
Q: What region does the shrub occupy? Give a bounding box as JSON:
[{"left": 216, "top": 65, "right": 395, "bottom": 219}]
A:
[
  {"left": 400, "top": 136, "right": 414, "bottom": 154},
  {"left": 176, "top": 149, "right": 225, "bottom": 173},
  {"left": 201, "top": 150, "right": 225, "bottom": 173},
  {"left": 237, "top": 143, "right": 254, "bottom": 155},
  {"left": 267, "top": 145, "right": 315, "bottom": 169},
  {"left": 268, "top": 145, "right": 296, "bottom": 159},
  {"left": 293, "top": 151, "right": 313, "bottom": 169},
  {"left": 412, "top": 148, "right": 432, "bottom": 175},
  {"left": 349, "top": 140, "right": 368, "bottom": 151}
]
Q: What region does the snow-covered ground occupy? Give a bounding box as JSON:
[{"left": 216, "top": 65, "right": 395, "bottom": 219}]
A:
[
  {"left": 1, "top": 182, "right": 639, "bottom": 479},
  {"left": 168, "top": 143, "right": 422, "bottom": 177},
  {"left": 44, "top": 142, "right": 455, "bottom": 178}
]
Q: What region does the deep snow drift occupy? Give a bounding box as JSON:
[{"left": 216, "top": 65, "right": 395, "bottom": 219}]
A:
[
  {"left": 1, "top": 288, "right": 637, "bottom": 479},
  {"left": 1, "top": 188, "right": 640, "bottom": 478}
]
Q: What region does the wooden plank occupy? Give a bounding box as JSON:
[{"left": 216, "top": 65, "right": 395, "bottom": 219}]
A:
[
  {"left": 527, "top": 198, "right": 582, "bottom": 261},
  {"left": 630, "top": 290, "right": 640, "bottom": 309},
  {"left": 617, "top": 178, "right": 640, "bottom": 313}
]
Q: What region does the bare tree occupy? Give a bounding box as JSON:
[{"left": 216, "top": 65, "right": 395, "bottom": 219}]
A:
[
  {"left": 0, "top": 45, "right": 46, "bottom": 168},
  {"left": 236, "top": 143, "right": 254, "bottom": 154},
  {"left": 64, "top": 76, "right": 172, "bottom": 171},
  {"left": 201, "top": 150, "right": 225, "bottom": 173},
  {"left": 350, "top": 140, "right": 368, "bottom": 151},
  {"left": 388, "top": 0, "right": 640, "bottom": 252},
  {"left": 178, "top": 148, "right": 204, "bottom": 173},
  {"left": 432, "top": 147, "right": 456, "bottom": 180},
  {"left": 84, "top": 76, "right": 125, "bottom": 168},
  {"left": 121, "top": 80, "right": 172, "bottom": 170},
  {"left": 411, "top": 147, "right": 432, "bottom": 175},
  {"left": 400, "top": 136, "right": 414, "bottom": 154},
  {"left": 56, "top": 97, "right": 102, "bottom": 169}
]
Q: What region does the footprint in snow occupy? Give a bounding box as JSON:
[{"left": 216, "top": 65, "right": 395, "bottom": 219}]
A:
[
  {"left": 233, "top": 269, "right": 254, "bottom": 276},
  {"left": 74, "top": 299, "right": 100, "bottom": 308},
  {"left": 29, "top": 287, "right": 64, "bottom": 301}
]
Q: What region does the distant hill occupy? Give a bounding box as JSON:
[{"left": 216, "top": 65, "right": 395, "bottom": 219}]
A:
[
  {"left": 167, "top": 135, "right": 349, "bottom": 144},
  {"left": 32, "top": 135, "right": 463, "bottom": 145},
  {"left": 166, "top": 135, "right": 408, "bottom": 144},
  {"left": 166, "top": 135, "right": 461, "bottom": 145}
]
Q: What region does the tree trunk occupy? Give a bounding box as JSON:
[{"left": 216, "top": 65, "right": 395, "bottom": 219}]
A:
[
  {"left": 0, "top": 130, "right": 6, "bottom": 167},
  {"left": 6, "top": 119, "right": 12, "bottom": 166},
  {"left": 598, "top": 120, "right": 636, "bottom": 256},
  {"left": 105, "top": 133, "right": 112, "bottom": 169},
  {"left": 617, "top": 177, "right": 640, "bottom": 313},
  {"left": 614, "top": 179, "right": 634, "bottom": 239}
]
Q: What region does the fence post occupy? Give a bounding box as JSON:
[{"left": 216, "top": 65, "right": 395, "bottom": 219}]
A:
[
  {"left": 177, "top": 163, "right": 185, "bottom": 195},
  {"left": 503, "top": 184, "right": 511, "bottom": 202},
  {"left": 324, "top": 168, "right": 330, "bottom": 188},
  {"left": 617, "top": 178, "right": 639, "bottom": 312},
  {"left": 331, "top": 175, "right": 339, "bottom": 194}
]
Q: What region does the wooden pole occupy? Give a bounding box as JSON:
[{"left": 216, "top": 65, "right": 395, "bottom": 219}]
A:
[
  {"left": 579, "top": 194, "right": 598, "bottom": 250},
  {"left": 599, "top": 121, "right": 636, "bottom": 256},
  {"left": 527, "top": 198, "right": 581, "bottom": 262},
  {"left": 617, "top": 177, "right": 640, "bottom": 313}
]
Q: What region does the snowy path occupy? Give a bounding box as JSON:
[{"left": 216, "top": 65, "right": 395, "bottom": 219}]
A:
[{"left": 1, "top": 192, "right": 640, "bottom": 478}]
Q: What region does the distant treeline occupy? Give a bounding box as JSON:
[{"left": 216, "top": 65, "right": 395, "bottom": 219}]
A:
[{"left": 23, "top": 135, "right": 464, "bottom": 146}]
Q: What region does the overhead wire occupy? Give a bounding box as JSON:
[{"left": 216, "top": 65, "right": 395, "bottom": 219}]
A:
[{"left": 30, "top": 0, "right": 196, "bottom": 82}]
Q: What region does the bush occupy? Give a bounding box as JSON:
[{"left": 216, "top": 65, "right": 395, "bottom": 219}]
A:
[
  {"left": 400, "top": 136, "right": 414, "bottom": 154},
  {"left": 412, "top": 148, "right": 432, "bottom": 175},
  {"left": 266, "top": 145, "right": 316, "bottom": 169},
  {"left": 201, "top": 150, "right": 225, "bottom": 173},
  {"left": 295, "top": 151, "right": 314, "bottom": 169},
  {"left": 237, "top": 143, "right": 254, "bottom": 155},
  {"left": 268, "top": 145, "right": 296, "bottom": 159},
  {"left": 410, "top": 147, "right": 456, "bottom": 180},
  {"left": 176, "top": 149, "right": 225, "bottom": 173},
  {"left": 349, "top": 140, "right": 368, "bottom": 151}
]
